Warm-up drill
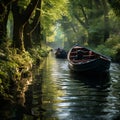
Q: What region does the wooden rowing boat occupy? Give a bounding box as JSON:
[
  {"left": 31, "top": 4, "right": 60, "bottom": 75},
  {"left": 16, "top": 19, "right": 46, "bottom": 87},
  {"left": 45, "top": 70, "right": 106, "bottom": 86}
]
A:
[
  {"left": 55, "top": 48, "right": 67, "bottom": 59},
  {"left": 67, "top": 45, "right": 111, "bottom": 72}
]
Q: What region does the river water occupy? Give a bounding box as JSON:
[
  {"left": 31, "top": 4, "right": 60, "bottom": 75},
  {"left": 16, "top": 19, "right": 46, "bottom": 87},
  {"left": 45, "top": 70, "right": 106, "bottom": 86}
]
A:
[{"left": 0, "top": 52, "right": 120, "bottom": 120}]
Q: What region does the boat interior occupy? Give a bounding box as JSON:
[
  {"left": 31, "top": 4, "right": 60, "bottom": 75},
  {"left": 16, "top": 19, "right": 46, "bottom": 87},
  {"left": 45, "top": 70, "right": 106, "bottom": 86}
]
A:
[{"left": 69, "top": 46, "right": 99, "bottom": 63}]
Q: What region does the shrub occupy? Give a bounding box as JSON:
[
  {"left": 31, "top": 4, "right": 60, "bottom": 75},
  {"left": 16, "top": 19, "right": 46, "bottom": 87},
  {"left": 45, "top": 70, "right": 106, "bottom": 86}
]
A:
[
  {"left": 95, "top": 35, "right": 120, "bottom": 61},
  {"left": 95, "top": 44, "right": 115, "bottom": 57}
]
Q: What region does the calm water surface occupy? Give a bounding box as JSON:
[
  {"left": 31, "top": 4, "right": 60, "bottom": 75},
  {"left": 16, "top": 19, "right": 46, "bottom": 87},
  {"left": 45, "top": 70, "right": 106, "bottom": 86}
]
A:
[{"left": 1, "top": 52, "right": 120, "bottom": 120}]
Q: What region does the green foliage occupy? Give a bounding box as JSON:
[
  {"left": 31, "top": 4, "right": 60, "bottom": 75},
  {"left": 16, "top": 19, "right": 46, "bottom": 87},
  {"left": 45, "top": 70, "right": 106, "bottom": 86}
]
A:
[
  {"left": 65, "top": 0, "right": 108, "bottom": 46},
  {"left": 39, "top": 49, "right": 48, "bottom": 57},
  {"left": 105, "top": 35, "right": 120, "bottom": 48},
  {"left": 0, "top": 60, "right": 17, "bottom": 100},
  {"left": 18, "top": 0, "right": 31, "bottom": 9},
  {"left": 29, "top": 46, "right": 49, "bottom": 64},
  {"left": 95, "top": 35, "right": 120, "bottom": 61},
  {"left": 95, "top": 44, "right": 115, "bottom": 57},
  {"left": 42, "top": 0, "right": 69, "bottom": 36},
  {"left": 108, "top": 0, "right": 120, "bottom": 16},
  {"left": 0, "top": 44, "right": 33, "bottom": 101},
  {"left": 0, "top": 37, "right": 49, "bottom": 101}
]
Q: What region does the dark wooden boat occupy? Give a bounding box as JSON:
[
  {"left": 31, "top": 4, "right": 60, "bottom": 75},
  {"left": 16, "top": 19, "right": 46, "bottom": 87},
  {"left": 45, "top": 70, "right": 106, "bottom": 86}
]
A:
[
  {"left": 55, "top": 48, "right": 67, "bottom": 59},
  {"left": 67, "top": 45, "right": 111, "bottom": 72}
]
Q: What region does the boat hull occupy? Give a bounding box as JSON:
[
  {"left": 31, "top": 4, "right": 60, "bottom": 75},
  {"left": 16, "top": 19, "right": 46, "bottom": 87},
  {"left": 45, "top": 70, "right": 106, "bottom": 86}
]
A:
[{"left": 68, "top": 59, "right": 110, "bottom": 72}]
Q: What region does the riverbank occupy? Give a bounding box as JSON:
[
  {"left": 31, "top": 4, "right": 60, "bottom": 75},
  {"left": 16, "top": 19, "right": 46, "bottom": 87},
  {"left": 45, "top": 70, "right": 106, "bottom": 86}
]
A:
[
  {"left": 0, "top": 45, "right": 49, "bottom": 105},
  {"left": 0, "top": 52, "right": 48, "bottom": 119}
]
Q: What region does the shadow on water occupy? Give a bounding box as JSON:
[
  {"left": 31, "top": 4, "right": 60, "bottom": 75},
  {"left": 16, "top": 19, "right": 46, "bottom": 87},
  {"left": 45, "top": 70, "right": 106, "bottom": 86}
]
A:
[{"left": 70, "top": 71, "right": 111, "bottom": 90}]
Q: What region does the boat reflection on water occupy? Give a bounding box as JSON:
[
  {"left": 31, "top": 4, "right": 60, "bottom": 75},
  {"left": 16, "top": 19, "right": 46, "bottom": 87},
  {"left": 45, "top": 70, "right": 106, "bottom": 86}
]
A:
[{"left": 70, "top": 71, "right": 111, "bottom": 90}]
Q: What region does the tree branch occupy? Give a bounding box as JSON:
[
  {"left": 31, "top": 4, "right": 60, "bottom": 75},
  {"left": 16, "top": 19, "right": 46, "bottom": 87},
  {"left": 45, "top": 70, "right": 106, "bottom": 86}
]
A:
[
  {"left": 30, "top": 0, "right": 42, "bottom": 34},
  {"left": 22, "top": 0, "right": 39, "bottom": 24},
  {"left": 74, "top": 14, "right": 88, "bottom": 29}
]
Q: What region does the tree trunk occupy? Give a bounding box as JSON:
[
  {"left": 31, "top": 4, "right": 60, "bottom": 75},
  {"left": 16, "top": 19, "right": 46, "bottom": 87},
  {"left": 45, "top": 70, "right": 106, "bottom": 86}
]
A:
[
  {"left": 12, "top": 1, "right": 25, "bottom": 51},
  {"left": 12, "top": 0, "right": 39, "bottom": 51},
  {"left": 13, "top": 20, "right": 25, "bottom": 51},
  {"left": 24, "top": 0, "right": 42, "bottom": 50},
  {"left": 24, "top": 22, "right": 32, "bottom": 50}
]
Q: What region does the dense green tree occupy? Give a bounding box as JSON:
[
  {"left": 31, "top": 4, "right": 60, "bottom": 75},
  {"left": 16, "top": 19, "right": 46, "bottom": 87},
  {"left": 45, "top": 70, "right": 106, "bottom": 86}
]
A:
[
  {"left": 41, "top": 0, "right": 69, "bottom": 44},
  {"left": 67, "top": 0, "right": 110, "bottom": 46},
  {"left": 59, "top": 16, "right": 79, "bottom": 47}
]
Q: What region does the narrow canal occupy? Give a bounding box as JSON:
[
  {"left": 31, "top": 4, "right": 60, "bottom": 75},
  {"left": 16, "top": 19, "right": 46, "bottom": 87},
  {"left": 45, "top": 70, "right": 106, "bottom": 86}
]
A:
[{"left": 1, "top": 52, "right": 120, "bottom": 120}]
